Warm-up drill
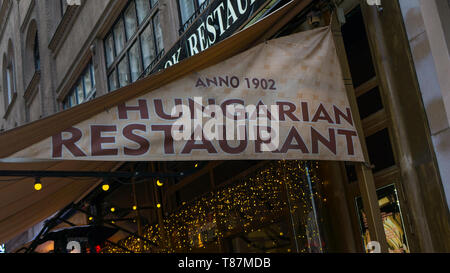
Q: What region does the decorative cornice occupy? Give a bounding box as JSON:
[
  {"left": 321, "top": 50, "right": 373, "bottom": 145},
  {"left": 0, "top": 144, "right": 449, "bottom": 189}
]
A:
[
  {"left": 19, "top": 0, "right": 35, "bottom": 33},
  {"left": 3, "top": 91, "right": 17, "bottom": 120},
  {"left": 48, "top": 4, "right": 82, "bottom": 54},
  {"left": 0, "top": 0, "right": 12, "bottom": 42},
  {"left": 24, "top": 70, "right": 40, "bottom": 104}
]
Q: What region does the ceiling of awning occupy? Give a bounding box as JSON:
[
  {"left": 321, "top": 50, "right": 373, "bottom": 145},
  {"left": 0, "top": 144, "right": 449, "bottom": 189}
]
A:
[{"left": 0, "top": 0, "right": 306, "bottom": 244}]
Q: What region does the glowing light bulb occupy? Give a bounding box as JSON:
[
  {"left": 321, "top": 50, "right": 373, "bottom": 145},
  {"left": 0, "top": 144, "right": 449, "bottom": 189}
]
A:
[
  {"left": 34, "top": 178, "right": 42, "bottom": 191},
  {"left": 34, "top": 182, "right": 43, "bottom": 191},
  {"left": 156, "top": 179, "right": 164, "bottom": 187},
  {"left": 156, "top": 203, "right": 161, "bottom": 208},
  {"left": 132, "top": 205, "right": 137, "bottom": 211},
  {"left": 110, "top": 207, "right": 115, "bottom": 213},
  {"left": 102, "top": 184, "right": 110, "bottom": 191}
]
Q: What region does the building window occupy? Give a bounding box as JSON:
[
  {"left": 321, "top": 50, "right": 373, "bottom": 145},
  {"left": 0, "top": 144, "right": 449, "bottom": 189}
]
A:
[
  {"left": 5, "top": 64, "right": 14, "bottom": 105},
  {"left": 3, "top": 50, "right": 16, "bottom": 107},
  {"left": 63, "top": 61, "right": 96, "bottom": 109},
  {"left": 104, "top": 0, "right": 163, "bottom": 92},
  {"left": 34, "top": 34, "right": 40, "bottom": 72},
  {"left": 60, "top": 0, "right": 68, "bottom": 16},
  {"left": 178, "top": 0, "right": 208, "bottom": 33}
]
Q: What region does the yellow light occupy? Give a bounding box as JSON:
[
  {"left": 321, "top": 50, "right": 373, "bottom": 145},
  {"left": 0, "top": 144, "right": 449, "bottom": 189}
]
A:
[
  {"left": 132, "top": 205, "right": 137, "bottom": 211},
  {"left": 110, "top": 207, "right": 116, "bottom": 213},
  {"left": 156, "top": 203, "right": 161, "bottom": 208},
  {"left": 89, "top": 216, "right": 93, "bottom": 221},
  {"left": 156, "top": 179, "right": 164, "bottom": 187},
  {"left": 194, "top": 163, "right": 199, "bottom": 168},
  {"left": 34, "top": 182, "right": 43, "bottom": 191},
  {"left": 102, "top": 184, "right": 110, "bottom": 191}
]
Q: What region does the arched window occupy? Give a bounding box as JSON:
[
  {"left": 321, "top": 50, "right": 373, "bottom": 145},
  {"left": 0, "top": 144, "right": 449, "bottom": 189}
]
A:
[
  {"left": 3, "top": 55, "right": 15, "bottom": 106},
  {"left": 34, "top": 33, "right": 40, "bottom": 71},
  {"left": 25, "top": 20, "right": 39, "bottom": 83},
  {"left": 6, "top": 63, "right": 14, "bottom": 104},
  {"left": 2, "top": 40, "right": 16, "bottom": 106}
]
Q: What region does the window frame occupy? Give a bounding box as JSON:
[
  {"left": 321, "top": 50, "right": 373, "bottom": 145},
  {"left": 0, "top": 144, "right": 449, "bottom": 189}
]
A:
[
  {"left": 5, "top": 61, "right": 15, "bottom": 106},
  {"left": 177, "top": 0, "right": 209, "bottom": 34},
  {"left": 104, "top": 0, "right": 163, "bottom": 92},
  {"left": 60, "top": 0, "right": 68, "bottom": 17},
  {"left": 62, "top": 61, "right": 96, "bottom": 109}
]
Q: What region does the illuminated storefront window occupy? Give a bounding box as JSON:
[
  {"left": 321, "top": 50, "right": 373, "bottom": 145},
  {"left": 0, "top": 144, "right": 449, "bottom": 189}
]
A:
[
  {"left": 356, "top": 184, "right": 410, "bottom": 253},
  {"left": 101, "top": 161, "right": 327, "bottom": 253}
]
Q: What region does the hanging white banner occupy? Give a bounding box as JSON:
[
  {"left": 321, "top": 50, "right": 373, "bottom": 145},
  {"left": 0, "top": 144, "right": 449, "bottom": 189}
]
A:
[{"left": 9, "top": 27, "right": 364, "bottom": 162}]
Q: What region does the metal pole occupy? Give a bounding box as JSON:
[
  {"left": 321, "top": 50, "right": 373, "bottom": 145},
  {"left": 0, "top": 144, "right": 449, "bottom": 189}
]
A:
[{"left": 305, "top": 164, "right": 323, "bottom": 253}]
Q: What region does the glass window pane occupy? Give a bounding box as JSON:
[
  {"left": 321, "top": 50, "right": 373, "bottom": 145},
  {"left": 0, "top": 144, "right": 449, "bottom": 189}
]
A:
[
  {"left": 61, "top": 0, "right": 68, "bottom": 16},
  {"left": 6, "top": 68, "right": 12, "bottom": 103},
  {"left": 178, "top": 0, "right": 195, "bottom": 25},
  {"left": 113, "top": 19, "right": 126, "bottom": 55},
  {"left": 70, "top": 91, "right": 77, "bottom": 106},
  {"left": 357, "top": 87, "right": 384, "bottom": 120},
  {"left": 342, "top": 7, "right": 376, "bottom": 88},
  {"left": 129, "top": 42, "right": 143, "bottom": 82},
  {"left": 140, "top": 22, "right": 156, "bottom": 69},
  {"left": 124, "top": 2, "right": 138, "bottom": 40},
  {"left": 365, "top": 129, "right": 396, "bottom": 173},
  {"left": 108, "top": 70, "right": 119, "bottom": 91},
  {"left": 118, "top": 56, "right": 130, "bottom": 87},
  {"left": 76, "top": 81, "right": 84, "bottom": 104},
  {"left": 83, "top": 68, "right": 93, "bottom": 96},
  {"left": 63, "top": 99, "right": 69, "bottom": 110},
  {"left": 90, "top": 63, "right": 96, "bottom": 87},
  {"left": 136, "top": 0, "right": 150, "bottom": 24},
  {"left": 197, "top": 0, "right": 206, "bottom": 8},
  {"left": 356, "top": 185, "right": 410, "bottom": 253},
  {"left": 105, "top": 33, "right": 115, "bottom": 67},
  {"left": 153, "top": 13, "right": 164, "bottom": 54}
]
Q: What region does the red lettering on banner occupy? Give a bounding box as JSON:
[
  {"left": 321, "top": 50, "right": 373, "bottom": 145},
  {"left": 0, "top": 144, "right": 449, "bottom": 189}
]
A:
[
  {"left": 256, "top": 101, "right": 274, "bottom": 120},
  {"left": 196, "top": 78, "right": 207, "bottom": 88},
  {"left": 154, "top": 99, "right": 182, "bottom": 120},
  {"left": 301, "top": 102, "right": 310, "bottom": 122},
  {"left": 151, "top": 125, "right": 175, "bottom": 154},
  {"left": 181, "top": 134, "right": 217, "bottom": 154},
  {"left": 334, "top": 106, "right": 353, "bottom": 126},
  {"left": 337, "top": 129, "right": 358, "bottom": 155},
  {"left": 312, "top": 104, "right": 334, "bottom": 124},
  {"left": 123, "top": 124, "right": 150, "bottom": 156},
  {"left": 91, "top": 125, "right": 118, "bottom": 156},
  {"left": 277, "top": 101, "right": 300, "bottom": 121},
  {"left": 219, "top": 140, "right": 247, "bottom": 154},
  {"left": 52, "top": 127, "right": 87, "bottom": 157},
  {"left": 118, "top": 99, "right": 149, "bottom": 120},
  {"left": 311, "top": 128, "right": 336, "bottom": 155},
  {"left": 255, "top": 126, "right": 277, "bottom": 153},
  {"left": 221, "top": 99, "right": 245, "bottom": 120},
  {"left": 280, "top": 127, "right": 309, "bottom": 153}
]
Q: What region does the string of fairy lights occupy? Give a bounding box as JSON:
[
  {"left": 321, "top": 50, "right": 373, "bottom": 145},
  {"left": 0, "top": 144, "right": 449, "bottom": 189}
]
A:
[{"left": 101, "top": 160, "right": 326, "bottom": 253}]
